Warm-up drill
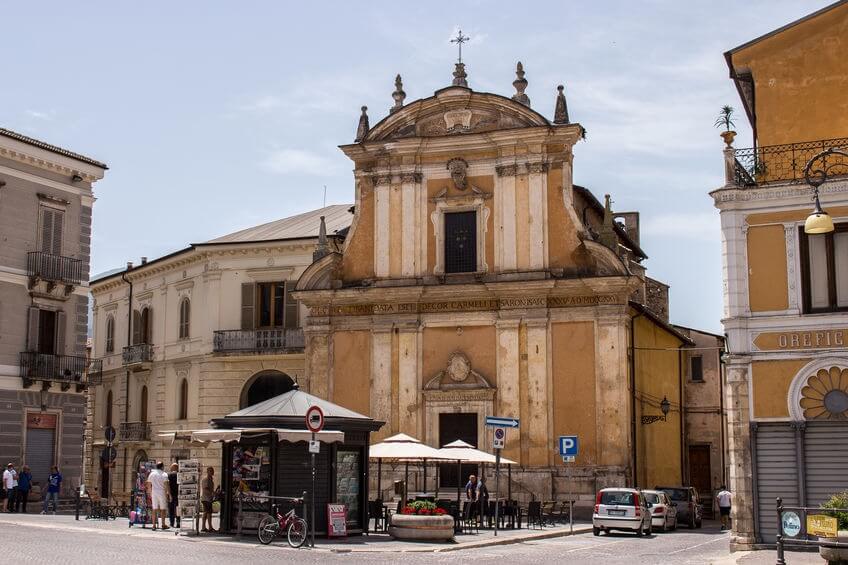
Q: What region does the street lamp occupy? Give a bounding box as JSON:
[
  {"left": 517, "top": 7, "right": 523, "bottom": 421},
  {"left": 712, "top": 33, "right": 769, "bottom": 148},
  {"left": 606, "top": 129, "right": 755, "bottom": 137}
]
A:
[
  {"left": 660, "top": 396, "right": 670, "bottom": 418},
  {"left": 802, "top": 148, "right": 846, "bottom": 234}
]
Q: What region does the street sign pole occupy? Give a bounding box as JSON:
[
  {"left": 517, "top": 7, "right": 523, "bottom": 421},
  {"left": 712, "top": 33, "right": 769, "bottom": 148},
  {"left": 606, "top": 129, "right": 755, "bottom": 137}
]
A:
[
  {"left": 311, "top": 431, "right": 316, "bottom": 548},
  {"left": 305, "top": 405, "right": 323, "bottom": 549},
  {"left": 494, "top": 449, "right": 501, "bottom": 537}
]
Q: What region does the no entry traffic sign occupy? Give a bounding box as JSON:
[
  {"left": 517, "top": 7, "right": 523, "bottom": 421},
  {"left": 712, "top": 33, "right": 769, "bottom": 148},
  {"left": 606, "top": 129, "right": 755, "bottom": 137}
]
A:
[{"left": 305, "top": 405, "right": 325, "bottom": 433}]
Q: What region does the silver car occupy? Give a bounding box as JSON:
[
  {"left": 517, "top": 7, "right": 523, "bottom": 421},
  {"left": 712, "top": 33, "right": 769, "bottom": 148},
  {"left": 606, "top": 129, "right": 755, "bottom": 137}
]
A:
[
  {"left": 592, "top": 488, "right": 652, "bottom": 536},
  {"left": 643, "top": 489, "right": 678, "bottom": 532}
]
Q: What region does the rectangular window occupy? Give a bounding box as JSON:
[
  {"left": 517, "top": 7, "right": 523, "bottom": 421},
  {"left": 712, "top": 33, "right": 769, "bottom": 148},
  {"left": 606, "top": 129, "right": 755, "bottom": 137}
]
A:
[
  {"left": 444, "top": 211, "right": 477, "bottom": 274},
  {"left": 39, "top": 207, "right": 64, "bottom": 256},
  {"left": 38, "top": 309, "right": 57, "bottom": 354},
  {"left": 256, "top": 282, "right": 299, "bottom": 328},
  {"left": 690, "top": 355, "right": 704, "bottom": 382},
  {"left": 801, "top": 224, "right": 848, "bottom": 313}
]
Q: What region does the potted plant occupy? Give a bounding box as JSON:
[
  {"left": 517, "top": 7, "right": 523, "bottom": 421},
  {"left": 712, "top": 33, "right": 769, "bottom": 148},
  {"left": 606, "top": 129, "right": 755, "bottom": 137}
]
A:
[
  {"left": 820, "top": 491, "right": 848, "bottom": 564},
  {"left": 388, "top": 501, "right": 454, "bottom": 541},
  {"left": 715, "top": 105, "right": 737, "bottom": 147}
]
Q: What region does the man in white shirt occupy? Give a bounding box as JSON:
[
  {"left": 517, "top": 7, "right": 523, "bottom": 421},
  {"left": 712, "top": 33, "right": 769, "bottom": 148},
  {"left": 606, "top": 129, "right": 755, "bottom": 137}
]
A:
[
  {"left": 146, "top": 461, "right": 170, "bottom": 530},
  {"left": 716, "top": 485, "right": 732, "bottom": 531},
  {"left": 3, "top": 463, "right": 17, "bottom": 513}
]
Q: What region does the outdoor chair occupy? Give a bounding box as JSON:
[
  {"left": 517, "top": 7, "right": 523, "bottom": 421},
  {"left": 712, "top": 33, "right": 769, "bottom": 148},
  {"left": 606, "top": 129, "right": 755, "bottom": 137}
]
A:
[
  {"left": 367, "top": 499, "right": 387, "bottom": 533},
  {"left": 526, "top": 500, "right": 543, "bottom": 529},
  {"left": 461, "top": 501, "right": 479, "bottom": 534},
  {"left": 447, "top": 501, "right": 462, "bottom": 534},
  {"left": 557, "top": 500, "right": 572, "bottom": 524},
  {"left": 541, "top": 500, "right": 557, "bottom": 525}
]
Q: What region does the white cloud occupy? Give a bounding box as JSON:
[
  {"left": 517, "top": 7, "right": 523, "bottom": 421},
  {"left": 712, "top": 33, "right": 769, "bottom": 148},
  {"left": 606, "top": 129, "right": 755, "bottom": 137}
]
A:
[
  {"left": 641, "top": 212, "right": 720, "bottom": 241},
  {"left": 25, "top": 109, "right": 52, "bottom": 120},
  {"left": 238, "top": 95, "right": 283, "bottom": 113},
  {"left": 262, "top": 148, "right": 338, "bottom": 176}
]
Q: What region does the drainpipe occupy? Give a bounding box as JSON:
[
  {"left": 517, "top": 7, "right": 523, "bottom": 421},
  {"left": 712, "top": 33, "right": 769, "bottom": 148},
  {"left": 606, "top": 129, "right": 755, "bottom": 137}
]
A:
[
  {"left": 718, "top": 337, "right": 728, "bottom": 487},
  {"left": 629, "top": 313, "right": 641, "bottom": 488},
  {"left": 120, "top": 263, "right": 134, "bottom": 497},
  {"left": 679, "top": 348, "right": 685, "bottom": 485}
]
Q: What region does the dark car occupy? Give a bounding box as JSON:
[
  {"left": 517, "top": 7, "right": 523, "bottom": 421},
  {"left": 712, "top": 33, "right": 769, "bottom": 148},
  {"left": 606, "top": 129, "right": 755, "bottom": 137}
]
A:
[{"left": 655, "top": 486, "right": 702, "bottom": 529}]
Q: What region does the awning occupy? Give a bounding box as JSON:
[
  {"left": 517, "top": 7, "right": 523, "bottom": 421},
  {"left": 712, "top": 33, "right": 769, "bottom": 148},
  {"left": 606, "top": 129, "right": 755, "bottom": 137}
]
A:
[
  {"left": 158, "top": 428, "right": 344, "bottom": 445},
  {"left": 369, "top": 433, "right": 449, "bottom": 460}
]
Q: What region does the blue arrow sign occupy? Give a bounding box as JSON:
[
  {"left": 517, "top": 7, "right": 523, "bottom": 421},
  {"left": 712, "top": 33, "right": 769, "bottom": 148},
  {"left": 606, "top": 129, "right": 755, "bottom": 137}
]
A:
[
  {"left": 486, "top": 416, "right": 519, "bottom": 428},
  {"left": 559, "top": 436, "right": 579, "bottom": 457}
]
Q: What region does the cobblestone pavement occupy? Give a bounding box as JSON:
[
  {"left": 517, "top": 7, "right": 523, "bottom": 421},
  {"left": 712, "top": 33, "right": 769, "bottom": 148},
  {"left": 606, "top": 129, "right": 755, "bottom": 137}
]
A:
[{"left": 0, "top": 514, "right": 822, "bottom": 564}]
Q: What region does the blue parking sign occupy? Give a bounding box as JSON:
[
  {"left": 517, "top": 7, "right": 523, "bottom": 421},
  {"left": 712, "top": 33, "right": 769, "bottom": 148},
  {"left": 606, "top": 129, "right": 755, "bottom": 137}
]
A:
[{"left": 559, "top": 436, "right": 579, "bottom": 457}]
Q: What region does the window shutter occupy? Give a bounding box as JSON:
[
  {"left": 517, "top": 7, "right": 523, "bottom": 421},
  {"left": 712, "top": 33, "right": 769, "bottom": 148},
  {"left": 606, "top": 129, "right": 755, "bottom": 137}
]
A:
[
  {"left": 40, "top": 209, "right": 54, "bottom": 254},
  {"left": 284, "top": 282, "right": 299, "bottom": 329},
  {"left": 55, "top": 310, "right": 66, "bottom": 355},
  {"left": 27, "top": 307, "right": 40, "bottom": 351},
  {"left": 145, "top": 308, "right": 153, "bottom": 344},
  {"left": 241, "top": 283, "right": 255, "bottom": 330},
  {"left": 51, "top": 210, "right": 64, "bottom": 255},
  {"left": 132, "top": 310, "right": 142, "bottom": 345}
]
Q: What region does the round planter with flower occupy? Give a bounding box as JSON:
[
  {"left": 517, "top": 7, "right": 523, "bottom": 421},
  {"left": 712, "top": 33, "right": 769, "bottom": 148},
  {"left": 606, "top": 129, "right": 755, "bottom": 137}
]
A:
[
  {"left": 388, "top": 501, "right": 454, "bottom": 541},
  {"left": 819, "top": 492, "right": 848, "bottom": 564}
]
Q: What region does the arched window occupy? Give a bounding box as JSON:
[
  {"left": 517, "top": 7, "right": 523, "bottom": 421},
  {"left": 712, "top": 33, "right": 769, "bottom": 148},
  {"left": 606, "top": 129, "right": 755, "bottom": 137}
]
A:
[
  {"left": 178, "top": 378, "right": 188, "bottom": 420},
  {"left": 240, "top": 370, "right": 295, "bottom": 409},
  {"left": 105, "top": 315, "right": 115, "bottom": 353},
  {"left": 105, "top": 390, "right": 113, "bottom": 427},
  {"left": 140, "top": 385, "right": 148, "bottom": 423},
  {"left": 178, "top": 298, "right": 190, "bottom": 339}
]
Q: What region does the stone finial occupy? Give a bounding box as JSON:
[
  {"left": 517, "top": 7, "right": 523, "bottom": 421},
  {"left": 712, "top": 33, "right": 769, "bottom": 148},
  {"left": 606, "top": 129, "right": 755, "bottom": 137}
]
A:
[
  {"left": 452, "top": 62, "right": 468, "bottom": 87},
  {"left": 313, "top": 215, "right": 330, "bottom": 262},
  {"left": 355, "top": 106, "right": 370, "bottom": 142},
  {"left": 598, "top": 194, "right": 618, "bottom": 251},
  {"left": 553, "top": 84, "right": 569, "bottom": 124},
  {"left": 512, "top": 62, "right": 530, "bottom": 107},
  {"left": 390, "top": 74, "right": 406, "bottom": 114}
]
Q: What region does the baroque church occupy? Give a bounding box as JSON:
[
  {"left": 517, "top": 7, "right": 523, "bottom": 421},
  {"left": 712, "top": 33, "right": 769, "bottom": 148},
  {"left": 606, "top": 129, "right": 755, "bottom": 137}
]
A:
[{"left": 294, "top": 57, "right": 701, "bottom": 502}]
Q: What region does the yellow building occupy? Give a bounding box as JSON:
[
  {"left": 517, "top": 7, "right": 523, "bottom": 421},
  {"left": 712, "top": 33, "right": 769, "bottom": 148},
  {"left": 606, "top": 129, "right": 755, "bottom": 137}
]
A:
[
  {"left": 294, "top": 60, "right": 704, "bottom": 509},
  {"left": 715, "top": 0, "right": 848, "bottom": 548}
]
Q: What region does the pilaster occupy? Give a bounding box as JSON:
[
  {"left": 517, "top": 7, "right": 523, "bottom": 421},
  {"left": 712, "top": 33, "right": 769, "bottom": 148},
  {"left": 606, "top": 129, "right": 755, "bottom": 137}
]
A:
[
  {"left": 525, "top": 319, "right": 549, "bottom": 466},
  {"left": 397, "top": 325, "right": 419, "bottom": 435},
  {"left": 595, "top": 310, "right": 630, "bottom": 470},
  {"left": 496, "top": 318, "right": 521, "bottom": 460},
  {"left": 400, "top": 173, "right": 420, "bottom": 278},
  {"left": 725, "top": 357, "right": 756, "bottom": 549},
  {"left": 527, "top": 162, "right": 548, "bottom": 270},
  {"left": 496, "top": 165, "right": 517, "bottom": 271},
  {"left": 371, "top": 328, "right": 393, "bottom": 441},
  {"left": 374, "top": 175, "right": 391, "bottom": 278}
]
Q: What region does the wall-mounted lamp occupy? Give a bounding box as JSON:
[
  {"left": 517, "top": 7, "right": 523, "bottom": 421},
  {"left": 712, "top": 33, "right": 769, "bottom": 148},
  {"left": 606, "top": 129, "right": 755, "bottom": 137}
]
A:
[
  {"left": 641, "top": 395, "right": 671, "bottom": 425},
  {"left": 802, "top": 148, "right": 847, "bottom": 234},
  {"left": 71, "top": 174, "right": 83, "bottom": 183}
]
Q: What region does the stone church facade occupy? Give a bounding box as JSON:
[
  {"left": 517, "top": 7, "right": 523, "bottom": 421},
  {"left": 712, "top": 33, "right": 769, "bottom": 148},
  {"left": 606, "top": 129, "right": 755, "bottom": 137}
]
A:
[{"left": 295, "top": 63, "right": 698, "bottom": 503}]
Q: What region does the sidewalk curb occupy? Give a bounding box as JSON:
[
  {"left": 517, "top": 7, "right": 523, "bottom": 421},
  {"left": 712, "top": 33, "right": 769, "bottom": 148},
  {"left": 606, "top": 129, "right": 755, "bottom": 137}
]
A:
[{"left": 432, "top": 526, "right": 593, "bottom": 553}]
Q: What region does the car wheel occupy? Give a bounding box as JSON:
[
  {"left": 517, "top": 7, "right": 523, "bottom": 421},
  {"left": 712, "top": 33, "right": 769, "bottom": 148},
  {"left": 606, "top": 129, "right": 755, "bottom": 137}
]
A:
[{"left": 593, "top": 527, "right": 600, "bottom": 536}]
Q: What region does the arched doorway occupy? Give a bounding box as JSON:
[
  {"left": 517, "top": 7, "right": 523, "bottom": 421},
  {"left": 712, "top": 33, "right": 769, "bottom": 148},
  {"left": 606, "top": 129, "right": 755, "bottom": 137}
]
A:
[{"left": 240, "top": 370, "right": 295, "bottom": 409}]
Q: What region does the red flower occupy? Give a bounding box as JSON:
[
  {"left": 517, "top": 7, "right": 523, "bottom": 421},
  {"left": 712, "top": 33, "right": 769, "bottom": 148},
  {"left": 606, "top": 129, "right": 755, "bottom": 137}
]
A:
[
  {"left": 434, "top": 508, "right": 447, "bottom": 515},
  {"left": 401, "top": 507, "right": 414, "bottom": 515}
]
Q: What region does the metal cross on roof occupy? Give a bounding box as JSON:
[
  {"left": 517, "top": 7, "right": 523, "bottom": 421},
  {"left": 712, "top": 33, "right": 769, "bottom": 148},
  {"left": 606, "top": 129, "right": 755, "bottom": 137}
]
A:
[{"left": 451, "top": 30, "right": 470, "bottom": 63}]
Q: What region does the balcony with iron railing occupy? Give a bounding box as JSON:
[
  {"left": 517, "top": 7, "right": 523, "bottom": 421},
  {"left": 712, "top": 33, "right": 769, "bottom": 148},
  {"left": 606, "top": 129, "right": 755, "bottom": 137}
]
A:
[
  {"left": 122, "top": 343, "right": 154, "bottom": 367},
  {"left": 27, "top": 251, "right": 85, "bottom": 286},
  {"left": 728, "top": 136, "right": 848, "bottom": 187},
  {"left": 213, "top": 328, "right": 305, "bottom": 354},
  {"left": 19, "top": 351, "right": 101, "bottom": 391},
  {"left": 119, "top": 421, "right": 151, "bottom": 442}
]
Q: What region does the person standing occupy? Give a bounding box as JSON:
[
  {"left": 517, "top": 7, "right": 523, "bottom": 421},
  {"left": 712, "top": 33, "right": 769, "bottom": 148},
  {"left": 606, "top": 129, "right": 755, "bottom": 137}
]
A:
[
  {"left": 146, "top": 461, "right": 170, "bottom": 530},
  {"left": 200, "top": 467, "right": 216, "bottom": 533},
  {"left": 716, "top": 485, "right": 732, "bottom": 531},
  {"left": 4, "top": 463, "right": 17, "bottom": 513},
  {"left": 42, "top": 466, "right": 62, "bottom": 514},
  {"left": 167, "top": 463, "right": 180, "bottom": 528},
  {"left": 15, "top": 465, "right": 32, "bottom": 513},
  {"left": 477, "top": 477, "right": 490, "bottom": 526}
]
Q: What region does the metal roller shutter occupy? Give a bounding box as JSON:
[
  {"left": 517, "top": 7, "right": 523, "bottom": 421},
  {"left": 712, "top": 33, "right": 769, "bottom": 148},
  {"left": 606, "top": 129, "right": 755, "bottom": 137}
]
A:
[
  {"left": 755, "top": 423, "right": 798, "bottom": 543},
  {"left": 804, "top": 422, "right": 848, "bottom": 508},
  {"left": 25, "top": 428, "right": 55, "bottom": 489}
]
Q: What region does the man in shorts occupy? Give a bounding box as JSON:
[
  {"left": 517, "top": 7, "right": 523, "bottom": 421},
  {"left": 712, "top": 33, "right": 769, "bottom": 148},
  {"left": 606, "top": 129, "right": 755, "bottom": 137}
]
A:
[
  {"left": 716, "top": 485, "right": 732, "bottom": 531},
  {"left": 146, "top": 461, "right": 170, "bottom": 530}
]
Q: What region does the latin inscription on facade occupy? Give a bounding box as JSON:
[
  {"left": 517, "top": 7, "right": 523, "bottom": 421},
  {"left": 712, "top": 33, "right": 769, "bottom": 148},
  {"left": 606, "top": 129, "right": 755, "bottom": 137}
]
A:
[
  {"left": 309, "top": 295, "right": 622, "bottom": 317},
  {"left": 753, "top": 329, "right": 846, "bottom": 351}
]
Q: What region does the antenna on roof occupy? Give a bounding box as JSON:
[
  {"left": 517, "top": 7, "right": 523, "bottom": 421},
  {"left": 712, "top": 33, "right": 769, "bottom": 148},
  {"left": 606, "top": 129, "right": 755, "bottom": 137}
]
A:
[{"left": 323, "top": 185, "right": 327, "bottom": 208}]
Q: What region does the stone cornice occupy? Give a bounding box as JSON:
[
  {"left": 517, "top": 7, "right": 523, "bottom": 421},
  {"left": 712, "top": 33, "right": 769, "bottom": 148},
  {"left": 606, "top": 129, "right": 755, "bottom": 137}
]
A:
[{"left": 711, "top": 178, "right": 848, "bottom": 209}]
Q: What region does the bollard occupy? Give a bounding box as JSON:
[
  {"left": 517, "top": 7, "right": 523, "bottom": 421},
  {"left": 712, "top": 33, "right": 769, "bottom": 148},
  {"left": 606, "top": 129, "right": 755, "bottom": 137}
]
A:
[
  {"left": 75, "top": 489, "right": 80, "bottom": 521},
  {"left": 775, "top": 497, "right": 785, "bottom": 565},
  {"left": 237, "top": 492, "right": 243, "bottom": 537}
]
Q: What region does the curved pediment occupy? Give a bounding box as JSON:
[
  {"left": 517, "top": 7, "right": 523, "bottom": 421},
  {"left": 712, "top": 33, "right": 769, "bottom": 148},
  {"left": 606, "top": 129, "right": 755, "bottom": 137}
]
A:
[
  {"left": 365, "top": 88, "right": 551, "bottom": 142},
  {"left": 296, "top": 252, "right": 342, "bottom": 291},
  {"left": 581, "top": 240, "right": 631, "bottom": 276}
]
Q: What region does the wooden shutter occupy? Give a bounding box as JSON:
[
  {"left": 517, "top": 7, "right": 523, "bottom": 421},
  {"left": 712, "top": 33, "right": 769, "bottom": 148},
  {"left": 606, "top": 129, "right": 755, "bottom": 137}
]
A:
[
  {"left": 132, "top": 310, "right": 142, "bottom": 345},
  {"left": 39, "top": 208, "right": 64, "bottom": 255},
  {"left": 241, "top": 283, "right": 255, "bottom": 330},
  {"left": 284, "top": 282, "right": 299, "bottom": 329},
  {"left": 51, "top": 210, "right": 64, "bottom": 255},
  {"left": 27, "top": 307, "right": 40, "bottom": 351},
  {"left": 55, "top": 310, "right": 66, "bottom": 355}
]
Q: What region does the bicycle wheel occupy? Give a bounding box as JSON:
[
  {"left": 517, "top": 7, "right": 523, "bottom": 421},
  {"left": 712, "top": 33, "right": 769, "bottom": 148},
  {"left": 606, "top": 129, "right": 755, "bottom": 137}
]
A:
[
  {"left": 257, "top": 515, "right": 280, "bottom": 545},
  {"left": 287, "top": 518, "right": 308, "bottom": 548}
]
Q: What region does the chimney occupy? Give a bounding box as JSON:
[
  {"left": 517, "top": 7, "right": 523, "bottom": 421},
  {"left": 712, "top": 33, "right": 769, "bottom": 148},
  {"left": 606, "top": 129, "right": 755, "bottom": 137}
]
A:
[
  {"left": 126, "top": 261, "right": 133, "bottom": 270},
  {"left": 141, "top": 256, "right": 148, "bottom": 265}
]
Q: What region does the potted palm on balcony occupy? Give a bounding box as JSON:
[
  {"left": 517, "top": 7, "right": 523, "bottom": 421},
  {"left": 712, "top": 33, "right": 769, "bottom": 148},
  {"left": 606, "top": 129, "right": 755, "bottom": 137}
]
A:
[{"left": 715, "top": 105, "right": 737, "bottom": 147}]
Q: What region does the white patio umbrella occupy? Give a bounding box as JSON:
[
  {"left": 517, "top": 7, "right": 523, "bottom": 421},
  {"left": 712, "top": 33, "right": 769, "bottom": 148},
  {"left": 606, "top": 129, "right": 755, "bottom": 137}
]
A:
[
  {"left": 369, "top": 433, "right": 446, "bottom": 503},
  {"left": 436, "top": 440, "right": 517, "bottom": 506}
]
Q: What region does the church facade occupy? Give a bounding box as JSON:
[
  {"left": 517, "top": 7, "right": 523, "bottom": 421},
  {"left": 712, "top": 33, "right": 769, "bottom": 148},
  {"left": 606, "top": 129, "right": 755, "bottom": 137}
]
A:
[{"left": 295, "top": 62, "right": 699, "bottom": 503}]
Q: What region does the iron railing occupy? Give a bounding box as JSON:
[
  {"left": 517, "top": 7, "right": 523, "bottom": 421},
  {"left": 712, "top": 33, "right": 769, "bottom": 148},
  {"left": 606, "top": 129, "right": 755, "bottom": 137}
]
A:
[
  {"left": 19, "top": 351, "right": 100, "bottom": 388},
  {"left": 119, "top": 421, "right": 150, "bottom": 442},
  {"left": 26, "top": 251, "right": 85, "bottom": 286},
  {"left": 213, "top": 328, "right": 305, "bottom": 353},
  {"left": 122, "top": 343, "right": 153, "bottom": 365},
  {"left": 775, "top": 497, "right": 848, "bottom": 564},
  {"left": 733, "top": 137, "right": 848, "bottom": 186}
]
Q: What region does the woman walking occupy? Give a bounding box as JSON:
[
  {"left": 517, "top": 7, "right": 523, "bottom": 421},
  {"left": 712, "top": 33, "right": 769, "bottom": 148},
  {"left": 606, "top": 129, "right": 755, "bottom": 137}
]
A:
[{"left": 16, "top": 466, "right": 32, "bottom": 513}]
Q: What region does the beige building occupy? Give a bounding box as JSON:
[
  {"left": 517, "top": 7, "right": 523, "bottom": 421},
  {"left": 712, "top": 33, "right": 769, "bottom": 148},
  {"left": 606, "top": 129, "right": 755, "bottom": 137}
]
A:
[
  {"left": 85, "top": 205, "right": 351, "bottom": 497},
  {"left": 294, "top": 62, "right": 710, "bottom": 507},
  {"left": 0, "top": 128, "right": 106, "bottom": 495}
]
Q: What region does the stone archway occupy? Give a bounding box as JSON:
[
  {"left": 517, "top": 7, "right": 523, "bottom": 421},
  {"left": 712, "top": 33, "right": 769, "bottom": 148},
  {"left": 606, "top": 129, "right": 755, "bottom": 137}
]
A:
[{"left": 240, "top": 370, "right": 296, "bottom": 409}]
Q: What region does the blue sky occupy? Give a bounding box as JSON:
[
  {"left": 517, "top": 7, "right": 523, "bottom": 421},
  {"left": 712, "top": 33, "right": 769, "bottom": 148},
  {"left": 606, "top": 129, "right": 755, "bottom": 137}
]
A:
[{"left": 1, "top": 1, "right": 831, "bottom": 332}]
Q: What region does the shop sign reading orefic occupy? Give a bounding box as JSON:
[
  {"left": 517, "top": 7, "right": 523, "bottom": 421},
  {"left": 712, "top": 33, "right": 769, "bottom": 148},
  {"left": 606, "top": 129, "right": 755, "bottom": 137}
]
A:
[{"left": 754, "top": 329, "right": 846, "bottom": 351}]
